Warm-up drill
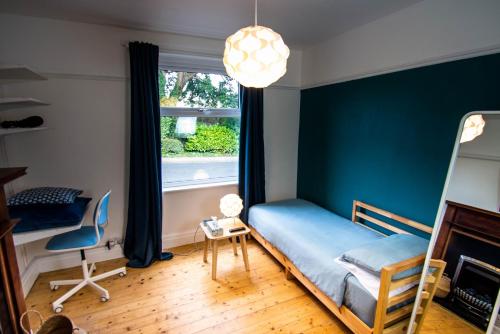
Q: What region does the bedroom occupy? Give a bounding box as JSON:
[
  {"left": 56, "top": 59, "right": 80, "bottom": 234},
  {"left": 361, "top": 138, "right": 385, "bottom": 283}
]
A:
[{"left": 0, "top": 0, "right": 499, "bottom": 333}]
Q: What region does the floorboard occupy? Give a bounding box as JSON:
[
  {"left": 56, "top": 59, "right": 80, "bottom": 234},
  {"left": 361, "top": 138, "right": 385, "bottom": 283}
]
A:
[{"left": 26, "top": 240, "right": 482, "bottom": 333}]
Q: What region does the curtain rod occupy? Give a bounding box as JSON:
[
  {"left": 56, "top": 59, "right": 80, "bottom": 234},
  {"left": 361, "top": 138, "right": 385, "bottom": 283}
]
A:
[{"left": 120, "top": 42, "right": 222, "bottom": 60}]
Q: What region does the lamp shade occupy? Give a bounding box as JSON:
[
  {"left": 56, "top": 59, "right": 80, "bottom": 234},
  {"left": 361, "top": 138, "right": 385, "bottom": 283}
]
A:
[
  {"left": 223, "top": 25, "right": 290, "bottom": 88},
  {"left": 460, "top": 115, "right": 485, "bottom": 143},
  {"left": 220, "top": 194, "right": 243, "bottom": 218}
]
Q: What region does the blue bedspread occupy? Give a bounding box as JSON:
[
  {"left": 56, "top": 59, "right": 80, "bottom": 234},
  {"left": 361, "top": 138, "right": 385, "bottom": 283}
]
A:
[
  {"left": 10, "top": 197, "right": 92, "bottom": 233},
  {"left": 249, "top": 199, "right": 383, "bottom": 308}
]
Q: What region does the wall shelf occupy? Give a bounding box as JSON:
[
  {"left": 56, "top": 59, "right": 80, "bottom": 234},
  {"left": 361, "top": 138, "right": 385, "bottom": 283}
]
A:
[
  {"left": 0, "top": 65, "right": 47, "bottom": 85},
  {"left": 0, "top": 127, "right": 48, "bottom": 137},
  {"left": 0, "top": 97, "right": 49, "bottom": 111}
]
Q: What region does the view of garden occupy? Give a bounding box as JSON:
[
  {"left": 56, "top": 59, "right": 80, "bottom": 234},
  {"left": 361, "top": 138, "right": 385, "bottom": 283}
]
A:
[
  {"left": 159, "top": 70, "right": 240, "bottom": 189},
  {"left": 159, "top": 70, "right": 240, "bottom": 158}
]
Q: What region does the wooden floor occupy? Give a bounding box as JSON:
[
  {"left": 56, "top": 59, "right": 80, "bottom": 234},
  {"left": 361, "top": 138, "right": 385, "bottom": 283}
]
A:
[{"left": 26, "top": 240, "right": 482, "bottom": 334}]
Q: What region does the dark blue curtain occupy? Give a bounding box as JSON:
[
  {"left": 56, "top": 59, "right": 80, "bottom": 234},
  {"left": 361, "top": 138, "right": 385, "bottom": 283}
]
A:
[
  {"left": 124, "top": 42, "right": 173, "bottom": 268},
  {"left": 238, "top": 86, "right": 266, "bottom": 223}
]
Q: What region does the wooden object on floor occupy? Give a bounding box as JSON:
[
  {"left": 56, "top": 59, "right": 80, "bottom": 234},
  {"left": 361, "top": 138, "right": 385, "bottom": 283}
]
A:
[
  {"left": 200, "top": 218, "right": 250, "bottom": 280},
  {"left": 25, "top": 240, "right": 476, "bottom": 334},
  {"left": 0, "top": 167, "right": 28, "bottom": 334},
  {"left": 251, "top": 200, "right": 434, "bottom": 334},
  {"left": 434, "top": 275, "right": 450, "bottom": 298},
  {"left": 19, "top": 310, "right": 86, "bottom": 334}
]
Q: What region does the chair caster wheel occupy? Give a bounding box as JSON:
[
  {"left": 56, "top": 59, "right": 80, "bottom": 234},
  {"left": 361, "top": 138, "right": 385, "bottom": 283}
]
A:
[
  {"left": 100, "top": 296, "right": 109, "bottom": 302},
  {"left": 119, "top": 272, "right": 126, "bottom": 277},
  {"left": 54, "top": 306, "right": 63, "bottom": 313},
  {"left": 51, "top": 285, "right": 59, "bottom": 291}
]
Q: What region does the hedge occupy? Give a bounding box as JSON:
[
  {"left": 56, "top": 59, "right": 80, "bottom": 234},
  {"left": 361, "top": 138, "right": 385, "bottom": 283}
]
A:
[
  {"left": 161, "top": 138, "right": 184, "bottom": 156},
  {"left": 160, "top": 116, "right": 176, "bottom": 139},
  {"left": 185, "top": 124, "right": 238, "bottom": 154}
]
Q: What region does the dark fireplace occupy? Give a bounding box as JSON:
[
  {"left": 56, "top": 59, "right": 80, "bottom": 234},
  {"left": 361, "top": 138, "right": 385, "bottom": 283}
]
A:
[
  {"left": 437, "top": 229, "right": 500, "bottom": 329},
  {"left": 444, "top": 230, "right": 500, "bottom": 277},
  {"left": 433, "top": 201, "right": 500, "bottom": 330},
  {"left": 449, "top": 255, "right": 499, "bottom": 329}
]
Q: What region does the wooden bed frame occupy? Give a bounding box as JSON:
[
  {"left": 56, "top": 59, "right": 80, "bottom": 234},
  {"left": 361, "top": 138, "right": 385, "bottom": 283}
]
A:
[{"left": 250, "top": 200, "right": 446, "bottom": 334}]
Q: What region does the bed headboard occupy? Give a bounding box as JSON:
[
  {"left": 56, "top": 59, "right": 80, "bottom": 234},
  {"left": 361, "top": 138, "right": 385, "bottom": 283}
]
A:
[{"left": 352, "top": 200, "right": 433, "bottom": 236}]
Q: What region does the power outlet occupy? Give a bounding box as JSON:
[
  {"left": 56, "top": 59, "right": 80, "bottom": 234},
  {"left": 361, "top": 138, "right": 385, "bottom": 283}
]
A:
[{"left": 105, "top": 239, "right": 122, "bottom": 250}]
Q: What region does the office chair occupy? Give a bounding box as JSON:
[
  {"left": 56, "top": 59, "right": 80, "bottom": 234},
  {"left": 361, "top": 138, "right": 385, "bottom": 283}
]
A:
[{"left": 46, "top": 190, "right": 126, "bottom": 313}]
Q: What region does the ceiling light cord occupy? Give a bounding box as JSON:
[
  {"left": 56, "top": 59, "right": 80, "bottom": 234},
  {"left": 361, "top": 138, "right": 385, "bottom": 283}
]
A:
[{"left": 254, "top": 0, "right": 258, "bottom": 26}]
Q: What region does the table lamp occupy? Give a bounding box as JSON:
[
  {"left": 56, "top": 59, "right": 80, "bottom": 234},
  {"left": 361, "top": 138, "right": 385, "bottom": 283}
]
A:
[{"left": 220, "top": 194, "right": 243, "bottom": 224}]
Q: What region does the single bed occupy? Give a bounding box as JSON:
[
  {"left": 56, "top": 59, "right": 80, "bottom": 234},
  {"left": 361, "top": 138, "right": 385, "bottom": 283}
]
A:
[{"left": 248, "top": 199, "right": 444, "bottom": 334}]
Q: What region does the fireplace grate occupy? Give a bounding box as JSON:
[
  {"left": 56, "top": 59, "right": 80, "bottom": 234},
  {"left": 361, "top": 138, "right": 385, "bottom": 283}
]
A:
[
  {"left": 447, "top": 255, "right": 500, "bottom": 329},
  {"left": 453, "top": 287, "right": 494, "bottom": 313}
]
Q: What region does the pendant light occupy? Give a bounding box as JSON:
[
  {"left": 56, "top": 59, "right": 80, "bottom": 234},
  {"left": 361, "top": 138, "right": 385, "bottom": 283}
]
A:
[
  {"left": 223, "top": 0, "right": 290, "bottom": 88},
  {"left": 460, "top": 114, "right": 485, "bottom": 143}
]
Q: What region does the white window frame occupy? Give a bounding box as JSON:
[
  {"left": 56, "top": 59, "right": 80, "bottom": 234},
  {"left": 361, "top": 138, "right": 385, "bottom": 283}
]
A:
[
  {"left": 160, "top": 107, "right": 240, "bottom": 118},
  {"left": 159, "top": 65, "right": 240, "bottom": 192}
]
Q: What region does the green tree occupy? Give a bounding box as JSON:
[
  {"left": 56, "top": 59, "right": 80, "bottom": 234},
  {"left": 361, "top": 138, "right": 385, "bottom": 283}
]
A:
[
  {"left": 160, "top": 116, "right": 176, "bottom": 138},
  {"left": 183, "top": 74, "right": 238, "bottom": 108},
  {"left": 158, "top": 70, "right": 166, "bottom": 99},
  {"left": 158, "top": 70, "right": 240, "bottom": 157},
  {"left": 159, "top": 71, "right": 238, "bottom": 109}
]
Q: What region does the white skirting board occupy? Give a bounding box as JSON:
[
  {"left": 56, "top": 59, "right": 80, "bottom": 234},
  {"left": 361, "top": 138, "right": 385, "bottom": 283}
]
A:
[
  {"left": 21, "top": 246, "right": 124, "bottom": 297},
  {"left": 162, "top": 229, "right": 205, "bottom": 249}
]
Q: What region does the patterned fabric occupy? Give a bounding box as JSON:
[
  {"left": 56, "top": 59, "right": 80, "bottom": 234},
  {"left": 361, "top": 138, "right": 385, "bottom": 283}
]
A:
[{"left": 8, "top": 187, "right": 82, "bottom": 206}]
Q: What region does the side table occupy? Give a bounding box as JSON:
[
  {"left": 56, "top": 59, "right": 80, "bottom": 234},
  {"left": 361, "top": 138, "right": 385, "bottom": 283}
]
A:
[{"left": 200, "top": 217, "right": 250, "bottom": 280}]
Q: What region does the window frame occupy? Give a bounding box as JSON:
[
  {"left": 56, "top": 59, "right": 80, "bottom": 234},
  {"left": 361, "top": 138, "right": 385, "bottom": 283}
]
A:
[
  {"left": 160, "top": 107, "right": 240, "bottom": 118},
  {"left": 159, "top": 67, "right": 240, "bottom": 192}
]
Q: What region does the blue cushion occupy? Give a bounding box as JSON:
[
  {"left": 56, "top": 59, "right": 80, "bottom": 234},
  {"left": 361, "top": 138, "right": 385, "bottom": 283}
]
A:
[
  {"left": 46, "top": 226, "right": 104, "bottom": 251},
  {"left": 8, "top": 187, "right": 83, "bottom": 206},
  {"left": 341, "top": 234, "right": 429, "bottom": 280},
  {"left": 11, "top": 197, "right": 91, "bottom": 233}
]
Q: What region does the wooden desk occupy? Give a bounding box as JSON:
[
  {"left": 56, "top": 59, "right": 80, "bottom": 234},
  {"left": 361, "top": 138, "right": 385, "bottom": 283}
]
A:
[
  {"left": 0, "top": 167, "right": 28, "bottom": 334},
  {"left": 200, "top": 218, "right": 250, "bottom": 280}
]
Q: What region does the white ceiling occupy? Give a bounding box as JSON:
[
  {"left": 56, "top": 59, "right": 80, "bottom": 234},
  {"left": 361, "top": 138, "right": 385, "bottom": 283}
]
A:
[{"left": 0, "top": 0, "right": 423, "bottom": 48}]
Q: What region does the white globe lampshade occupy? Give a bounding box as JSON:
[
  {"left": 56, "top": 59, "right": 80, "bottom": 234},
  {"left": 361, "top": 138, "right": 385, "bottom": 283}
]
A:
[
  {"left": 460, "top": 115, "right": 485, "bottom": 143},
  {"left": 220, "top": 194, "right": 244, "bottom": 218},
  {"left": 223, "top": 25, "right": 290, "bottom": 88}
]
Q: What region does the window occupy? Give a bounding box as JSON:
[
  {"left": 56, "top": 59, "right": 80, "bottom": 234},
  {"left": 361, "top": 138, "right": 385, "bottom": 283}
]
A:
[{"left": 159, "top": 69, "right": 240, "bottom": 190}]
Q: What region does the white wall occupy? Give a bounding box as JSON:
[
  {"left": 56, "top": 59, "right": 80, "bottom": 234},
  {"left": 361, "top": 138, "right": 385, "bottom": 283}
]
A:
[
  {"left": 446, "top": 116, "right": 500, "bottom": 213},
  {"left": 301, "top": 0, "right": 500, "bottom": 88},
  {"left": 161, "top": 89, "right": 301, "bottom": 248},
  {"left": 0, "top": 13, "right": 301, "bottom": 293}
]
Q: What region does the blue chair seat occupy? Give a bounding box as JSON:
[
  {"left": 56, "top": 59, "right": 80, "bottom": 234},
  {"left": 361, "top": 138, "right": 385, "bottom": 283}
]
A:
[{"left": 46, "top": 226, "right": 104, "bottom": 251}]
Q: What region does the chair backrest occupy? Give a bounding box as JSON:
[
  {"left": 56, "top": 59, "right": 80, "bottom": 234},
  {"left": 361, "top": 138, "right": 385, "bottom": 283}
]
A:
[{"left": 93, "top": 191, "right": 111, "bottom": 242}]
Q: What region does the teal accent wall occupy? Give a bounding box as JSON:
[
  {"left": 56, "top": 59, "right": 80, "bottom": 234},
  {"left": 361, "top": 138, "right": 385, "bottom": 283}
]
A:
[{"left": 297, "top": 53, "right": 500, "bottom": 234}]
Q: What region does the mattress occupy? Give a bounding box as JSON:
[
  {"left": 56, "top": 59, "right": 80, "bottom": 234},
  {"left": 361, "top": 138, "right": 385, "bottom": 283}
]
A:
[
  {"left": 10, "top": 197, "right": 92, "bottom": 234},
  {"left": 248, "top": 199, "right": 383, "bottom": 326}
]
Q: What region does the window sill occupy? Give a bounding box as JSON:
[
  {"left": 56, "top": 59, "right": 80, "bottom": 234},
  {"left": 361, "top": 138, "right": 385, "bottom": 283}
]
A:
[{"left": 162, "top": 181, "right": 238, "bottom": 193}]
